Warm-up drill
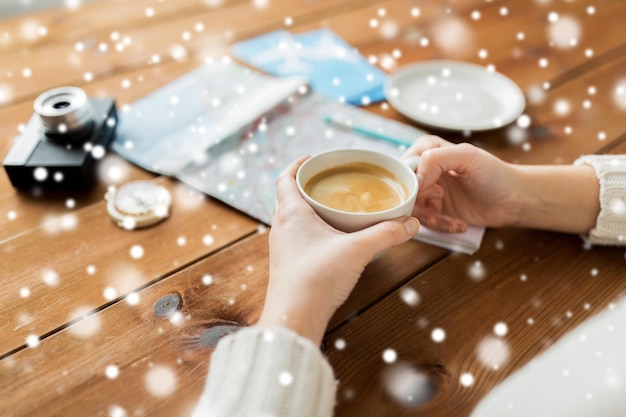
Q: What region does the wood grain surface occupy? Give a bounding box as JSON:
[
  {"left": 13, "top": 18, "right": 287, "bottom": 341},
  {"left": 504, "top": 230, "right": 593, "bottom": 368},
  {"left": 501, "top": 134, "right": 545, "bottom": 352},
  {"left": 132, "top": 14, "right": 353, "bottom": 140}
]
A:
[{"left": 1, "top": 0, "right": 625, "bottom": 416}]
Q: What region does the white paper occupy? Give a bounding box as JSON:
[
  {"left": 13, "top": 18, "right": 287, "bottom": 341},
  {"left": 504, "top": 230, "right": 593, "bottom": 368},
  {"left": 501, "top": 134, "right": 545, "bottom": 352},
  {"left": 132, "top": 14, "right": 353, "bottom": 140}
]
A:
[{"left": 413, "top": 224, "right": 485, "bottom": 255}]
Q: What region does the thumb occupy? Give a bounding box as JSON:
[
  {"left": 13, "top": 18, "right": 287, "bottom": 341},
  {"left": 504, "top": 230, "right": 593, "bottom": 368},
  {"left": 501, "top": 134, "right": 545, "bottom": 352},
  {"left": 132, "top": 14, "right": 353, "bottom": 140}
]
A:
[{"left": 351, "top": 217, "right": 420, "bottom": 259}]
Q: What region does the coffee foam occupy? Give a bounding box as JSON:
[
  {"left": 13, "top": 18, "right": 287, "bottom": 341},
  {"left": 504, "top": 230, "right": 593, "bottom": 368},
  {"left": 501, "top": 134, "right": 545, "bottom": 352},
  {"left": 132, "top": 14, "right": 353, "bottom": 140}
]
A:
[{"left": 304, "top": 162, "right": 407, "bottom": 213}]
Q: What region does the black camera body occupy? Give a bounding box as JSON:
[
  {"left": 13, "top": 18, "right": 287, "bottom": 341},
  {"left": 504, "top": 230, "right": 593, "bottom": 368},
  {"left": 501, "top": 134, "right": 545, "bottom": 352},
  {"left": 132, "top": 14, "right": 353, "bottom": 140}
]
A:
[{"left": 3, "top": 86, "right": 117, "bottom": 190}]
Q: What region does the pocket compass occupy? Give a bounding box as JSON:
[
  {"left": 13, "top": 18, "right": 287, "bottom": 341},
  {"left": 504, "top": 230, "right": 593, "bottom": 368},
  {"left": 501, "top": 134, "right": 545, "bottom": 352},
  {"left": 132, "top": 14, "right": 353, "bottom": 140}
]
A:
[{"left": 105, "top": 180, "right": 171, "bottom": 229}]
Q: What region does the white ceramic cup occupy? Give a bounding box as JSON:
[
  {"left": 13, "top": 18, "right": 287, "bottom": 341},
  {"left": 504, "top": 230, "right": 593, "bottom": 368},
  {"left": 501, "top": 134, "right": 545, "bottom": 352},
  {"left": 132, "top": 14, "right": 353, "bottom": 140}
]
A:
[{"left": 296, "top": 149, "right": 420, "bottom": 232}]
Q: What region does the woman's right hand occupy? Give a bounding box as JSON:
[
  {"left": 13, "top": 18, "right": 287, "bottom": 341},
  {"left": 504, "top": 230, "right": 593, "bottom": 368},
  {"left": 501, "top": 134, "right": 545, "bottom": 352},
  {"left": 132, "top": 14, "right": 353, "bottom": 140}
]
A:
[{"left": 403, "top": 135, "right": 523, "bottom": 233}]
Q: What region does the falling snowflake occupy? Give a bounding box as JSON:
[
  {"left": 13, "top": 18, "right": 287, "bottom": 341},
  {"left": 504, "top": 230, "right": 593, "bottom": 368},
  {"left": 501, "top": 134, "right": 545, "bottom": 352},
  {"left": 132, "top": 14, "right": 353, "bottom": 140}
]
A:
[
  {"left": 431, "top": 328, "right": 446, "bottom": 343},
  {"left": 460, "top": 372, "right": 475, "bottom": 387},
  {"left": 494, "top": 322, "right": 508, "bottom": 337},
  {"left": 169, "top": 44, "right": 188, "bottom": 61},
  {"left": 553, "top": 98, "right": 571, "bottom": 116},
  {"left": 431, "top": 18, "right": 474, "bottom": 56},
  {"left": 476, "top": 336, "right": 510, "bottom": 370},
  {"left": 107, "top": 405, "right": 127, "bottom": 417},
  {"left": 145, "top": 365, "right": 177, "bottom": 397},
  {"left": 130, "top": 245, "right": 144, "bottom": 259},
  {"left": 68, "top": 306, "right": 101, "bottom": 338},
  {"left": 516, "top": 114, "right": 531, "bottom": 128},
  {"left": 382, "top": 363, "right": 434, "bottom": 407},
  {"left": 334, "top": 339, "right": 346, "bottom": 350},
  {"left": 613, "top": 79, "right": 626, "bottom": 111},
  {"left": 105, "top": 365, "right": 120, "bottom": 379},
  {"left": 605, "top": 373, "right": 619, "bottom": 389},
  {"left": 383, "top": 349, "right": 397, "bottom": 363},
  {"left": 33, "top": 167, "right": 48, "bottom": 182},
  {"left": 103, "top": 287, "right": 117, "bottom": 300},
  {"left": 0, "top": 83, "right": 12, "bottom": 105},
  {"left": 379, "top": 20, "right": 399, "bottom": 39},
  {"left": 468, "top": 261, "right": 486, "bottom": 281},
  {"left": 126, "top": 292, "right": 140, "bottom": 305},
  {"left": 42, "top": 269, "right": 60, "bottom": 287},
  {"left": 399, "top": 287, "right": 420, "bottom": 306},
  {"left": 26, "top": 334, "right": 40, "bottom": 348},
  {"left": 169, "top": 311, "right": 185, "bottom": 325},
  {"left": 20, "top": 20, "right": 41, "bottom": 41},
  {"left": 278, "top": 371, "right": 293, "bottom": 386},
  {"left": 203, "top": 0, "right": 223, "bottom": 6}
]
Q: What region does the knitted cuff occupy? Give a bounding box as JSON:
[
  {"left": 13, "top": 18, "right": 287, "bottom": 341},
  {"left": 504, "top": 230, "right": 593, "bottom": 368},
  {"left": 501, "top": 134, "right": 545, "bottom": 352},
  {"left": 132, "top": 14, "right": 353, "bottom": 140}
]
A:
[
  {"left": 191, "top": 326, "right": 336, "bottom": 417},
  {"left": 574, "top": 155, "right": 626, "bottom": 245}
]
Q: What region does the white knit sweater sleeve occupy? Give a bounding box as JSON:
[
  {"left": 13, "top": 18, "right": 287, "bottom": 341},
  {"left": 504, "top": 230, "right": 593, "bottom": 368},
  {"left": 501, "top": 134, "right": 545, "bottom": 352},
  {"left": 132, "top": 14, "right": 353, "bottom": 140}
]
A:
[
  {"left": 191, "top": 326, "right": 336, "bottom": 417},
  {"left": 574, "top": 154, "right": 626, "bottom": 245}
]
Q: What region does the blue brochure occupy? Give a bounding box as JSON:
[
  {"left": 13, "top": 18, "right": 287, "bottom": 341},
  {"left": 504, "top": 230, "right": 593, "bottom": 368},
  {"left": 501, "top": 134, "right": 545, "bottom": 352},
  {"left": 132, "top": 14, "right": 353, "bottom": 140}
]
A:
[{"left": 231, "top": 29, "right": 387, "bottom": 105}]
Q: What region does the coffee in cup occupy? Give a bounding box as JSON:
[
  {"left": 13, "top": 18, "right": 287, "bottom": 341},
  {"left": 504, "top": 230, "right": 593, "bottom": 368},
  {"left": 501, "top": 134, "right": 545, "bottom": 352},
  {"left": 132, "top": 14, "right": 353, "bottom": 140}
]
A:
[
  {"left": 303, "top": 162, "right": 408, "bottom": 213},
  {"left": 296, "top": 149, "right": 420, "bottom": 232}
]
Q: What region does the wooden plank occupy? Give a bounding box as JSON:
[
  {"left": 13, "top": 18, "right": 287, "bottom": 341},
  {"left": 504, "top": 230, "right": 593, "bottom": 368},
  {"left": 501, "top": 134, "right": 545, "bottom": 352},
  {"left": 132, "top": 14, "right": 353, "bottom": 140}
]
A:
[
  {"left": 360, "top": 0, "right": 625, "bottom": 89},
  {"left": 359, "top": 0, "right": 626, "bottom": 165},
  {"left": 294, "top": 0, "right": 459, "bottom": 44},
  {"left": 0, "top": 229, "right": 445, "bottom": 416},
  {"left": 606, "top": 137, "right": 626, "bottom": 155},
  {"left": 0, "top": 0, "right": 247, "bottom": 52},
  {"left": 494, "top": 53, "right": 626, "bottom": 165},
  {"left": 0, "top": 176, "right": 259, "bottom": 356},
  {"left": 1, "top": 2, "right": 624, "bottom": 416},
  {"left": 331, "top": 239, "right": 447, "bottom": 331},
  {"left": 0, "top": 0, "right": 387, "bottom": 106},
  {"left": 0, "top": 232, "right": 269, "bottom": 417},
  {"left": 325, "top": 226, "right": 626, "bottom": 417}
]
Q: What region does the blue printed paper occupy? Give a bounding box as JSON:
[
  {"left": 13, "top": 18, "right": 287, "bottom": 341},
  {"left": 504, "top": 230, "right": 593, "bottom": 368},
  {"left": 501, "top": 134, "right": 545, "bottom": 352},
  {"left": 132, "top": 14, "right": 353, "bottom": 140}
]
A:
[{"left": 231, "top": 29, "right": 387, "bottom": 105}]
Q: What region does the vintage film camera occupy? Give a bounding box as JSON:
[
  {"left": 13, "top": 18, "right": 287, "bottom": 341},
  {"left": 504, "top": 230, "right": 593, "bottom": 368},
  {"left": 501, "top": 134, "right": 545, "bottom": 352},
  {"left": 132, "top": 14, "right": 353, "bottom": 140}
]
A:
[{"left": 3, "top": 86, "right": 117, "bottom": 190}]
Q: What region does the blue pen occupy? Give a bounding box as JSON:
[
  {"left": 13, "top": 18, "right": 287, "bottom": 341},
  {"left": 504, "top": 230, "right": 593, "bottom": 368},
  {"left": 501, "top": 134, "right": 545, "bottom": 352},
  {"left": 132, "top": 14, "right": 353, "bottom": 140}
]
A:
[{"left": 324, "top": 115, "right": 415, "bottom": 148}]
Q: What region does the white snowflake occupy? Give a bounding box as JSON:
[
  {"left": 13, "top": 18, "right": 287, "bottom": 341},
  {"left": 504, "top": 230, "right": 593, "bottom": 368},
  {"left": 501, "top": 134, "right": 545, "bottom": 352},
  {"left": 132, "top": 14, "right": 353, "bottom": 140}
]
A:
[
  {"left": 382, "top": 349, "right": 397, "bottom": 363},
  {"left": 145, "top": 365, "right": 177, "bottom": 397},
  {"left": 431, "top": 328, "right": 446, "bottom": 343}
]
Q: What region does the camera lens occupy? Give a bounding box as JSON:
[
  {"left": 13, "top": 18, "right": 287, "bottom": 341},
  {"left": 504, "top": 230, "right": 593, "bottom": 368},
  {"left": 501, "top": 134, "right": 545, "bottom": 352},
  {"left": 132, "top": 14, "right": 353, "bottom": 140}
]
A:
[
  {"left": 34, "top": 86, "right": 96, "bottom": 143},
  {"left": 53, "top": 101, "right": 71, "bottom": 109}
]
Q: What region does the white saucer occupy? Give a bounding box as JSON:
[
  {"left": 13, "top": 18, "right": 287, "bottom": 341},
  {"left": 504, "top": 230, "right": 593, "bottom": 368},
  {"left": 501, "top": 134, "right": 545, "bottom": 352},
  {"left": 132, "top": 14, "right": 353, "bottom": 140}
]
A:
[{"left": 385, "top": 61, "right": 525, "bottom": 131}]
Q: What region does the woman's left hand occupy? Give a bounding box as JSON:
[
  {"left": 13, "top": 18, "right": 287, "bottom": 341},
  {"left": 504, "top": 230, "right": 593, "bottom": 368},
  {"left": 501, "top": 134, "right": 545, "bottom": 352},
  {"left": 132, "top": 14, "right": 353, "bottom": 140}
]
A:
[{"left": 258, "top": 156, "right": 420, "bottom": 345}]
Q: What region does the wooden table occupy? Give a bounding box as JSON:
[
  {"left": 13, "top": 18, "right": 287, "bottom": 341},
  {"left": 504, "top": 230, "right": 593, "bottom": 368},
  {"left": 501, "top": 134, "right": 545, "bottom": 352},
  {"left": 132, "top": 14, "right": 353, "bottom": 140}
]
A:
[{"left": 1, "top": 1, "right": 625, "bottom": 416}]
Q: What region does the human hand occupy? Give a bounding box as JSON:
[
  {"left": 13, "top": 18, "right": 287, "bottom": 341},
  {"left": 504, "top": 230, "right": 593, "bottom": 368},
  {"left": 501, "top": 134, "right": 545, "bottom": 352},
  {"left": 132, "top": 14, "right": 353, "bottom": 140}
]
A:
[
  {"left": 258, "top": 156, "right": 420, "bottom": 345},
  {"left": 403, "top": 135, "right": 523, "bottom": 233}
]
